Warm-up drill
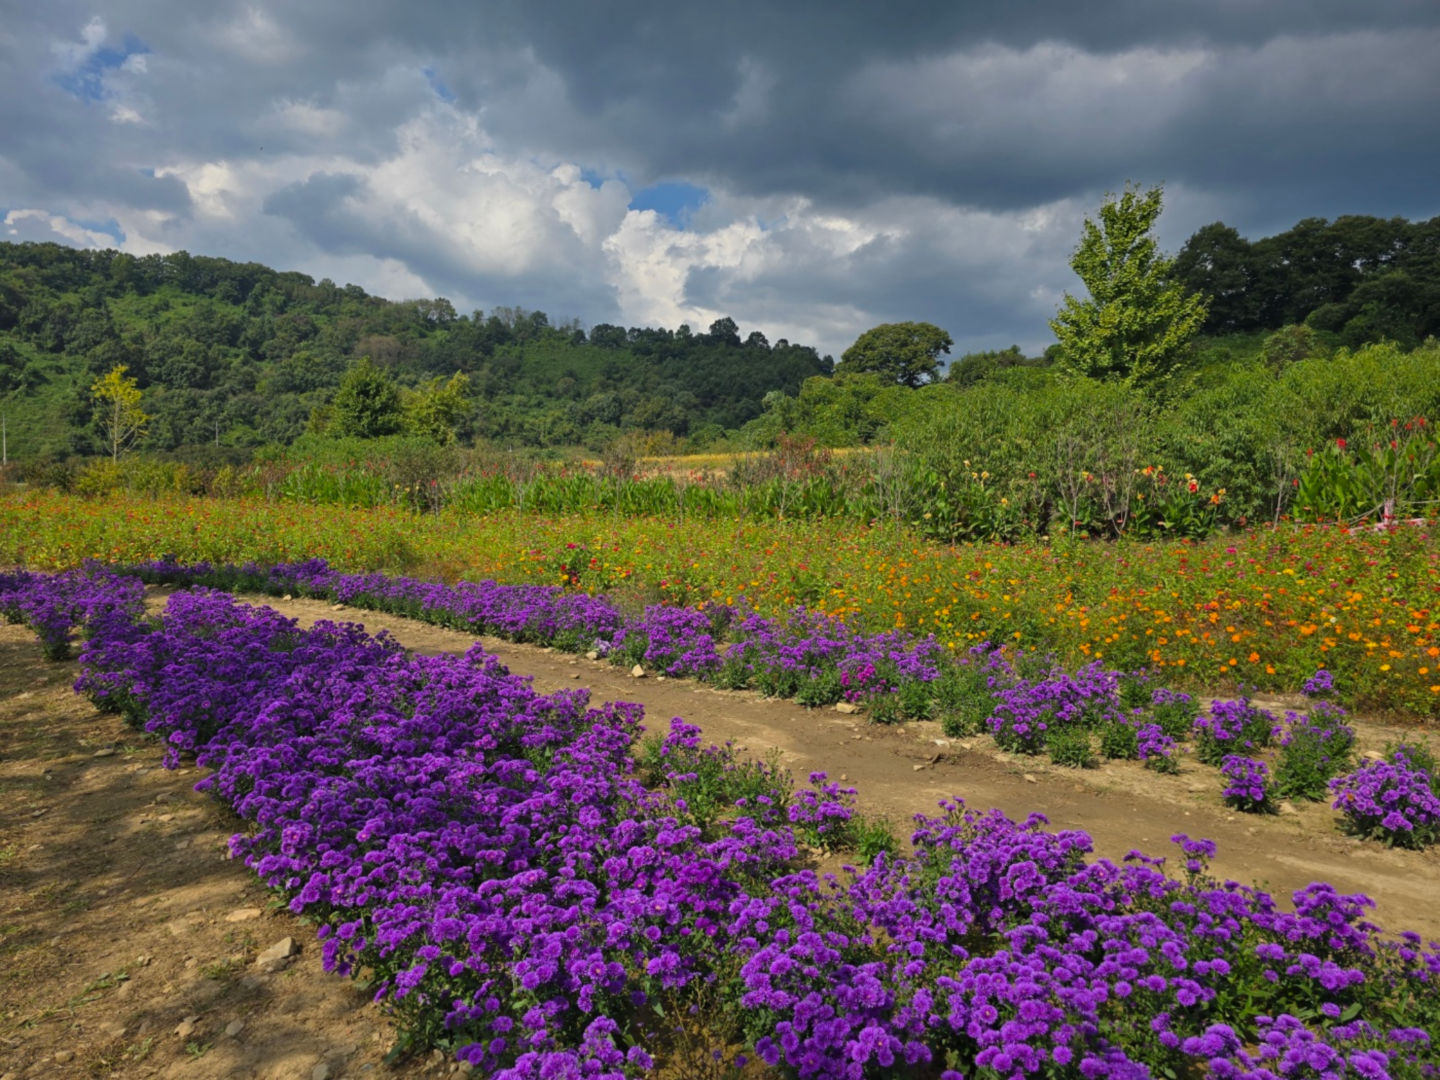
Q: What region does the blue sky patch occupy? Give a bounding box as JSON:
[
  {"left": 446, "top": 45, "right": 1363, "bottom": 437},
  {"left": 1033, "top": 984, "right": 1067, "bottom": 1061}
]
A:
[
  {"left": 75, "top": 216, "right": 125, "bottom": 244},
  {"left": 422, "top": 67, "right": 455, "bottom": 103},
  {"left": 628, "top": 181, "right": 708, "bottom": 228},
  {"left": 55, "top": 34, "right": 148, "bottom": 103}
]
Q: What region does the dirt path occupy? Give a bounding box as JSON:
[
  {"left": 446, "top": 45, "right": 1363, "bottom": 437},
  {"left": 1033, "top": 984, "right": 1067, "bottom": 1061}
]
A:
[
  {"left": 261, "top": 594, "right": 1440, "bottom": 942},
  {"left": 2, "top": 590, "right": 1437, "bottom": 1078}
]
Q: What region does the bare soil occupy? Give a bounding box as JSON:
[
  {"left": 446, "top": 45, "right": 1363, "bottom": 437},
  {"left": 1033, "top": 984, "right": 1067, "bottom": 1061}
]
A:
[{"left": 2, "top": 590, "right": 1437, "bottom": 1078}]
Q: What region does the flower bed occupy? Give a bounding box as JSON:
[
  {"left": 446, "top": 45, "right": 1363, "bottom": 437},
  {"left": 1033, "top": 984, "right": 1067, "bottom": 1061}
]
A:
[{"left": 3, "top": 567, "right": 1440, "bottom": 1078}]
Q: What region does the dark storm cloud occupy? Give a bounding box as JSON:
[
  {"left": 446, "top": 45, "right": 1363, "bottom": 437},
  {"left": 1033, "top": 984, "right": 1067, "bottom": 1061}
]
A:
[
  {"left": 433, "top": 0, "right": 1440, "bottom": 214},
  {"left": 1, "top": 0, "right": 1437, "bottom": 355},
  {"left": 262, "top": 173, "right": 369, "bottom": 253}
]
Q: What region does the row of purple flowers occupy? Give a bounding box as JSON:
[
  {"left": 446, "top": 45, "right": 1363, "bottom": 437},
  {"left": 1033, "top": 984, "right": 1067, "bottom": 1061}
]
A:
[{"left": 1, "top": 565, "right": 1438, "bottom": 1078}]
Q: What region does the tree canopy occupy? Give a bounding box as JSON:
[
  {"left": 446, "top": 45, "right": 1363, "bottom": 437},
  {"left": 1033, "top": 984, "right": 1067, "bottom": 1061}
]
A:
[
  {"left": 837, "top": 322, "right": 952, "bottom": 388},
  {"left": 328, "top": 357, "right": 403, "bottom": 439},
  {"left": 90, "top": 364, "right": 148, "bottom": 460},
  {"left": 1050, "top": 184, "right": 1208, "bottom": 390},
  {"left": 0, "top": 242, "right": 832, "bottom": 458},
  {"left": 1172, "top": 213, "right": 1440, "bottom": 345}
]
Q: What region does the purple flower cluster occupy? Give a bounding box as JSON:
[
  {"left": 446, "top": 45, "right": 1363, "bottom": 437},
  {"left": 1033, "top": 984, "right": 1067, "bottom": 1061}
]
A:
[
  {"left": 1137, "top": 722, "right": 1180, "bottom": 773},
  {"left": 987, "top": 660, "right": 1124, "bottom": 754},
  {"left": 126, "top": 557, "right": 950, "bottom": 711},
  {"left": 1302, "top": 668, "right": 1336, "bottom": 698},
  {"left": 787, "top": 772, "right": 860, "bottom": 850},
  {"left": 1330, "top": 750, "right": 1440, "bottom": 850},
  {"left": 1208, "top": 1013, "right": 1432, "bottom": 1080},
  {"left": 0, "top": 566, "right": 145, "bottom": 660},
  {"left": 1221, "top": 755, "right": 1276, "bottom": 814},
  {"left": 1195, "top": 696, "right": 1276, "bottom": 766},
  {"left": 9, "top": 566, "right": 1440, "bottom": 1078}
]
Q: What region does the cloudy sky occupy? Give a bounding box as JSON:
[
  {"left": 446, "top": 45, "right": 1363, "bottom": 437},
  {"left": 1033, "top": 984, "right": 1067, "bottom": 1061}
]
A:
[{"left": 3, "top": 2, "right": 1438, "bottom": 358}]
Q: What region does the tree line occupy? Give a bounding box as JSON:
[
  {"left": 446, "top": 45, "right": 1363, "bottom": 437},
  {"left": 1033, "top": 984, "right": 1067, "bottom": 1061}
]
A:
[
  {"left": 0, "top": 243, "right": 829, "bottom": 459},
  {"left": 2, "top": 198, "right": 1438, "bottom": 464}
]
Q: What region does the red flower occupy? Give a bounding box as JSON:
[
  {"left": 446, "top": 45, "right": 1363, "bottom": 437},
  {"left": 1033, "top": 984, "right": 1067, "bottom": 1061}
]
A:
[{"left": 1336, "top": 438, "right": 1347, "bottom": 449}]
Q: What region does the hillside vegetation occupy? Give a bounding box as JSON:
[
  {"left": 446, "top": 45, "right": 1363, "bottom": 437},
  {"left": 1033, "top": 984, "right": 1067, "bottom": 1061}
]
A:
[{"left": 0, "top": 242, "right": 830, "bottom": 458}]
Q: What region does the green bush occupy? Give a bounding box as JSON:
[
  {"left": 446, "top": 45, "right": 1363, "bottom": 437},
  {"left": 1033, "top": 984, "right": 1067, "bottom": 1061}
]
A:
[{"left": 1048, "top": 725, "right": 1098, "bottom": 768}]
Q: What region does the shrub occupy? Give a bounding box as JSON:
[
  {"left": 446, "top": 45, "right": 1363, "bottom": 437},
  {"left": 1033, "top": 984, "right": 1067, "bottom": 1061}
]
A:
[
  {"left": 1330, "top": 753, "right": 1440, "bottom": 850},
  {"left": 1221, "top": 755, "right": 1276, "bottom": 814},
  {"left": 795, "top": 667, "right": 844, "bottom": 708},
  {"left": 1138, "top": 723, "right": 1180, "bottom": 774},
  {"left": 1049, "top": 725, "right": 1098, "bottom": 768},
  {"left": 1273, "top": 704, "right": 1355, "bottom": 801},
  {"left": 1100, "top": 719, "right": 1140, "bottom": 760},
  {"left": 1195, "top": 697, "right": 1275, "bottom": 766},
  {"left": 898, "top": 679, "right": 935, "bottom": 721},
  {"left": 867, "top": 690, "right": 903, "bottom": 725},
  {"left": 1149, "top": 687, "right": 1199, "bottom": 740},
  {"left": 933, "top": 658, "right": 1003, "bottom": 737}
]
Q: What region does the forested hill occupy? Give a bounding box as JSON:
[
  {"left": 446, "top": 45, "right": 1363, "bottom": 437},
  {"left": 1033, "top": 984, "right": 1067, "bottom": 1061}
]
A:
[
  {"left": 0, "top": 242, "right": 832, "bottom": 458},
  {"left": 1174, "top": 214, "right": 1440, "bottom": 346}
]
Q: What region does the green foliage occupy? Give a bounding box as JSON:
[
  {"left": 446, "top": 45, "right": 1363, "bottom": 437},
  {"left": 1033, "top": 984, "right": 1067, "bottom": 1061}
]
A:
[
  {"left": 1292, "top": 419, "right": 1440, "bottom": 524},
  {"left": 852, "top": 815, "right": 899, "bottom": 862},
  {"left": 1259, "top": 324, "right": 1327, "bottom": 374},
  {"left": 944, "top": 344, "right": 1048, "bottom": 388},
  {"left": 744, "top": 373, "right": 912, "bottom": 447},
  {"left": 1144, "top": 748, "right": 1180, "bottom": 775},
  {"left": 837, "top": 322, "right": 952, "bottom": 389},
  {"left": 402, "top": 372, "right": 471, "bottom": 445},
  {"left": 90, "top": 364, "right": 148, "bottom": 460},
  {"left": 1150, "top": 693, "right": 1199, "bottom": 741},
  {"left": 0, "top": 242, "right": 831, "bottom": 458},
  {"left": 328, "top": 358, "right": 403, "bottom": 439},
  {"left": 635, "top": 734, "right": 789, "bottom": 840},
  {"left": 1273, "top": 713, "right": 1354, "bottom": 803},
  {"left": 1047, "top": 725, "right": 1098, "bottom": 768},
  {"left": 898, "top": 680, "right": 935, "bottom": 721},
  {"left": 795, "top": 668, "right": 844, "bottom": 707},
  {"left": 866, "top": 691, "right": 903, "bottom": 725},
  {"left": 1175, "top": 212, "right": 1440, "bottom": 342},
  {"left": 933, "top": 664, "right": 996, "bottom": 737},
  {"left": 1100, "top": 721, "right": 1140, "bottom": 761},
  {"left": 1050, "top": 184, "right": 1209, "bottom": 391}
]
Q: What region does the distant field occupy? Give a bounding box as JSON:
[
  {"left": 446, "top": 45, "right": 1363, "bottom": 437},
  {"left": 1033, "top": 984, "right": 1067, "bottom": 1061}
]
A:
[{"left": 4, "top": 490, "right": 1436, "bottom": 715}]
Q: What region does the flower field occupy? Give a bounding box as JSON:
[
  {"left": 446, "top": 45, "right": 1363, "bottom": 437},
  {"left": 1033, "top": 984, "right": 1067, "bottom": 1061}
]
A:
[
  {"left": 2, "top": 564, "right": 1439, "bottom": 1079},
  {"left": 3, "top": 491, "right": 1437, "bottom": 715}
]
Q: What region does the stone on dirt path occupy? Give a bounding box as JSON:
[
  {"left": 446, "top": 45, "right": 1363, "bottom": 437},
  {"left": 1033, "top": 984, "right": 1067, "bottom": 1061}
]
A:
[{"left": 256, "top": 935, "right": 300, "bottom": 972}]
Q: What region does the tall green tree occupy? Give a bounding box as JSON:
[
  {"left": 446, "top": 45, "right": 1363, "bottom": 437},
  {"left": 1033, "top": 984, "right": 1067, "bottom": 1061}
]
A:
[
  {"left": 328, "top": 357, "right": 402, "bottom": 438},
  {"left": 1050, "top": 184, "right": 1209, "bottom": 391},
  {"left": 837, "top": 321, "right": 952, "bottom": 388},
  {"left": 90, "top": 364, "right": 148, "bottom": 460},
  {"left": 402, "top": 372, "right": 472, "bottom": 445}
]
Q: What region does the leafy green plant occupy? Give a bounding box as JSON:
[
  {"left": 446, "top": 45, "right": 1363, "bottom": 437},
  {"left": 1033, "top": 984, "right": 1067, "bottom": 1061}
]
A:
[
  {"left": 933, "top": 665, "right": 996, "bottom": 737},
  {"left": 637, "top": 729, "right": 790, "bottom": 837},
  {"left": 1273, "top": 709, "right": 1354, "bottom": 802},
  {"left": 1149, "top": 689, "right": 1199, "bottom": 741},
  {"left": 866, "top": 691, "right": 903, "bottom": 725},
  {"left": 795, "top": 668, "right": 844, "bottom": 708},
  {"left": 898, "top": 680, "right": 934, "bottom": 721},
  {"left": 1048, "top": 725, "right": 1097, "bottom": 768},
  {"left": 853, "top": 814, "right": 899, "bottom": 862},
  {"left": 1100, "top": 720, "right": 1139, "bottom": 760}
]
